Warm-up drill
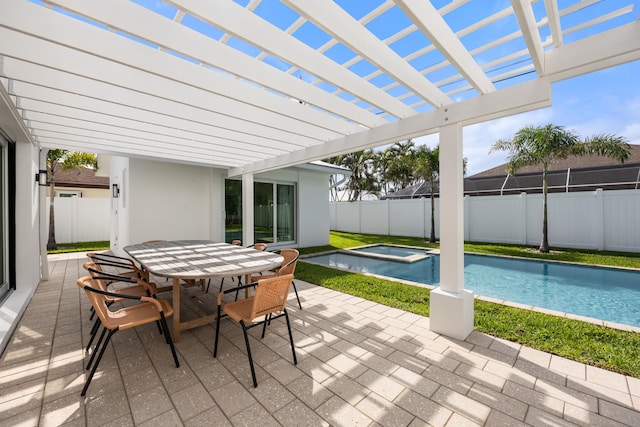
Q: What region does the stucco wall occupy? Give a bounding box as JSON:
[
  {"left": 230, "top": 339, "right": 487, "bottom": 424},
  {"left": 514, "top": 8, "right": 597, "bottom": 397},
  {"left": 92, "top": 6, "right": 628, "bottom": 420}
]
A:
[{"left": 109, "top": 157, "right": 332, "bottom": 251}]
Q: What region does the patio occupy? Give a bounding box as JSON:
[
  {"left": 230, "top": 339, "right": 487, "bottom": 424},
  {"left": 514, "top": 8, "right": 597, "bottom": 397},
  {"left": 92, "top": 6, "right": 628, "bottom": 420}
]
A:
[{"left": 1, "top": 252, "right": 639, "bottom": 426}]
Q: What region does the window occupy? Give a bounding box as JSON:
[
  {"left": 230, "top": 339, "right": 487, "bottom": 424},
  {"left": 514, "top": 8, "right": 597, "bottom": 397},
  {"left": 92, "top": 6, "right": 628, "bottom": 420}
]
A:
[{"left": 224, "top": 179, "right": 296, "bottom": 245}]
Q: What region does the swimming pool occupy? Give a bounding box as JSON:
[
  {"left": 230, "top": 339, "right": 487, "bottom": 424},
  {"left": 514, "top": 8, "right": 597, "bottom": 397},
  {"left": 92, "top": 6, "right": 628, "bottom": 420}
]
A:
[{"left": 303, "top": 248, "right": 640, "bottom": 327}]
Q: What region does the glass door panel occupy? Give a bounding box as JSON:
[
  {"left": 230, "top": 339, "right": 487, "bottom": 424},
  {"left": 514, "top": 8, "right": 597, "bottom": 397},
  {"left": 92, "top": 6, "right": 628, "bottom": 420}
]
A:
[
  {"left": 277, "top": 184, "right": 295, "bottom": 242},
  {"left": 224, "top": 179, "right": 242, "bottom": 243},
  {"left": 254, "top": 182, "right": 274, "bottom": 243}
]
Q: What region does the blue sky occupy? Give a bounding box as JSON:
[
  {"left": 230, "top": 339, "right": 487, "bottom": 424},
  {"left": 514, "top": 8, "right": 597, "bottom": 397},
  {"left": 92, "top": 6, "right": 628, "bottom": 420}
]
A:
[{"left": 416, "top": 59, "right": 640, "bottom": 175}]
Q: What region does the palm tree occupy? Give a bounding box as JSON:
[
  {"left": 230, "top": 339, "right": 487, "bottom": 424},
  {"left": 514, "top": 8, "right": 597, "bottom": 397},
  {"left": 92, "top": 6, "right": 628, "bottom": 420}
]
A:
[
  {"left": 414, "top": 145, "right": 440, "bottom": 243},
  {"left": 490, "top": 124, "right": 630, "bottom": 253},
  {"left": 46, "top": 150, "right": 98, "bottom": 250},
  {"left": 386, "top": 140, "right": 416, "bottom": 192},
  {"left": 327, "top": 150, "right": 378, "bottom": 201}
]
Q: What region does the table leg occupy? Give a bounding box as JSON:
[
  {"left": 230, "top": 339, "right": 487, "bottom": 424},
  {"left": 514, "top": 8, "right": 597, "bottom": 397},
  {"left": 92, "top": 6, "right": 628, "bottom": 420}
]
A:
[{"left": 173, "top": 278, "right": 181, "bottom": 342}]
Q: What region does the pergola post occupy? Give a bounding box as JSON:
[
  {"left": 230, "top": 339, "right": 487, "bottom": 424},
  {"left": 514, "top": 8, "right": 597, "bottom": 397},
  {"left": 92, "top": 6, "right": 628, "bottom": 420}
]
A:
[
  {"left": 429, "top": 122, "right": 474, "bottom": 340},
  {"left": 242, "top": 173, "right": 254, "bottom": 247}
]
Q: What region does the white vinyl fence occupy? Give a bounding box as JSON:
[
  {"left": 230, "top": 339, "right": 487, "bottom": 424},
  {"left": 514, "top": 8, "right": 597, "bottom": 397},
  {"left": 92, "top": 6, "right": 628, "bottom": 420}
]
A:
[
  {"left": 330, "top": 189, "right": 640, "bottom": 253},
  {"left": 46, "top": 197, "right": 111, "bottom": 243}
]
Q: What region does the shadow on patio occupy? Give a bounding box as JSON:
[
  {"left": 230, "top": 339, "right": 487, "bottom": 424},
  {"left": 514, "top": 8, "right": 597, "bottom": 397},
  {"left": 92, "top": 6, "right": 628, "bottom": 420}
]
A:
[{"left": 1, "top": 252, "right": 639, "bottom": 426}]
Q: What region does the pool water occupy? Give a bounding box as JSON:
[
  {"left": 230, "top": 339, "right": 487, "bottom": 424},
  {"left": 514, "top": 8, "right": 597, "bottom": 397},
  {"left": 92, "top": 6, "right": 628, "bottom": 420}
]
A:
[{"left": 304, "top": 250, "right": 640, "bottom": 327}]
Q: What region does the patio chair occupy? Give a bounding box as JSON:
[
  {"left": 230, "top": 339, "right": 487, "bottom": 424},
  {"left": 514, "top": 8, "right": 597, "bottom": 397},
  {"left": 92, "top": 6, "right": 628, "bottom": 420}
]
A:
[
  {"left": 86, "top": 252, "right": 144, "bottom": 280},
  {"left": 83, "top": 263, "right": 160, "bottom": 351},
  {"left": 213, "top": 274, "right": 297, "bottom": 388},
  {"left": 249, "top": 248, "right": 301, "bottom": 309},
  {"left": 77, "top": 275, "right": 179, "bottom": 396}
]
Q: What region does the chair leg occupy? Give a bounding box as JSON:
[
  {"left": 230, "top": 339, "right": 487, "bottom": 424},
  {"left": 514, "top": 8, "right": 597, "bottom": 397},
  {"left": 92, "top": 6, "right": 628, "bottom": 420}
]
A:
[
  {"left": 86, "top": 317, "right": 101, "bottom": 351},
  {"left": 89, "top": 306, "right": 95, "bottom": 321},
  {"left": 261, "top": 315, "right": 269, "bottom": 339},
  {"left": 292, "top": 280, "right": 302, "bottom": 310},
  {"left": 159, "top": 313, "right": 180, "bottom": 368},
  {"left": 206, "top": 279, "right": 211, "bottom": 293},
  {"left": 82, "top": 329, "right": 116, "bottom": 396},
  {"left": 87, "top": 327, "right": 108, "bottom": 370},
  {"left": 284, "top": 309, "right": 297, "bottom": 365},
  {"left": 213, "top": 305, "right": 222, "bottom": 358},
  {"left": 240, "top": 321, "right": 258, "bottom": 388}
]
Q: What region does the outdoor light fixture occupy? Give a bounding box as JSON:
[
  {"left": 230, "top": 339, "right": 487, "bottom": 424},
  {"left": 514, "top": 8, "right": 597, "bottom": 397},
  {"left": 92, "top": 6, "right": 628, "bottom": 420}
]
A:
[
  {"left": 112, "top": 183, "right": 120, "bottom": 198},
  {"left": 35, "top": 169, "right": 48, "bottom": 186}
]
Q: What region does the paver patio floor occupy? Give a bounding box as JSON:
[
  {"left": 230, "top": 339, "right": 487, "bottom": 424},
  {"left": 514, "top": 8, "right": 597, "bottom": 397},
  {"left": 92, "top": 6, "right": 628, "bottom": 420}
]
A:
[{"left": 1, "top": 251, "right": 639, "bottom": 426}]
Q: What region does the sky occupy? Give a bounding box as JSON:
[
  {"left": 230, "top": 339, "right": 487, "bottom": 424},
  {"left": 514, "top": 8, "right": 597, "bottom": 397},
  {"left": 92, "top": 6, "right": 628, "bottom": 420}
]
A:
[{"left": 413, "top": 60, "right": 640, "bottom": 176}]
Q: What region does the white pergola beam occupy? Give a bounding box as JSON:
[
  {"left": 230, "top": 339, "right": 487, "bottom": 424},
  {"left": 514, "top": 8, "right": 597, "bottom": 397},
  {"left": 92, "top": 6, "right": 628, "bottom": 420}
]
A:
[
  {"left": 229, "top": 77, "right": 552, "bottom": 177},
  {"left": 166, "top": 0, "right": 416, "bottom": 119},
  {"left": 283, "top": 0, "right": 451, "bottom": 108},
  {"left": 395, "top": 0, "right": 495, "bottom": 95},
  {"left": 545, "top": 21, "right": 640, "bottom": 82},
  {"left": 46, "top": 0, "right": 386, "bottom": 129},
  {"left": 544, "top": 0, "right": 563, "bottom": 47},
  {"left": 511, "top": 0, "right": 545, "bottom": 75}
]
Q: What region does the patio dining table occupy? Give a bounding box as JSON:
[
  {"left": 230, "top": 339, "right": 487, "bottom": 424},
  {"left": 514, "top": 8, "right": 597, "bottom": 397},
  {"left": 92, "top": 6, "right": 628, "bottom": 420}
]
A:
[{"left": 123, "top": 240, "right": 283, "bottom": 342}]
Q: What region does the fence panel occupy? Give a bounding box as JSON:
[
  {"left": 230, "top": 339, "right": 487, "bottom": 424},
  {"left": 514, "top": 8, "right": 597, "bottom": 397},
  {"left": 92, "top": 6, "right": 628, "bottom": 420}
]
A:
[
  {"left": 467, "top": 195, "right": 526, "bottom": 244},
  {"left": 389, "top": 199, "right": 425, "bottom": 238},
  {"left": 604, "top": 190, "right": 640, "bottom": 251},
  {"left": 47, "top": 197, "right": 111, "bottom": 244},
  {"left": 360, "top": 200, "right": 389, "bottom": 235},
  {"left": 330, "top": 189, "right": 640, "bottom": 252}
]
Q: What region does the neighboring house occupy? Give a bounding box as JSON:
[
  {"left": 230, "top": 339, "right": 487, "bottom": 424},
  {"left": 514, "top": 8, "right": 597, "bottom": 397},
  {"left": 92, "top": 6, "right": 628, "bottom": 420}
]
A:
[
  {"left": 51, "top": 167, "right": 109, "bottom": 198},
  {"left": 382, "top": 145, "right": 640, "bottom": 199}
]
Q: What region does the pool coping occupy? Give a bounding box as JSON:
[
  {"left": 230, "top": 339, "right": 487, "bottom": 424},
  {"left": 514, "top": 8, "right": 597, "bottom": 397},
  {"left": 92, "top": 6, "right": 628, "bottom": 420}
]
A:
[
  {"left": 340, "top": 243, "right": 433, "bottom": 263},
  {"left": 300, "top": 247, "right": 640, "bottom": 334}
]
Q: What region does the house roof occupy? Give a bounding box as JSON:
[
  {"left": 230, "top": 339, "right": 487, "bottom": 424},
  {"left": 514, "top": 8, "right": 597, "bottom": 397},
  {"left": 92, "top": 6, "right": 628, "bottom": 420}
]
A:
[
  {"left": 1, "top": 1, "right": 639, "bottom": 177},
  {"left": 52, "top": 168, "right": 109, "bottom": 189},
  {"left": 382, "top": 144, "right": 640, "bottom": 199},
  {"left": 469, "top": 144, "right": 640, "bottom": 178}
]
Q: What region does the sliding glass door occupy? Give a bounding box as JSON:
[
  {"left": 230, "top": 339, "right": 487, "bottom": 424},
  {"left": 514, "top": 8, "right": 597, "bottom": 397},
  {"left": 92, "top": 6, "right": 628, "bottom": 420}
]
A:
[
  {"left": 224, "top": 179, "right": 296, "bottom": 245},
  {"left": 0, "top": 136, "right": 8, "bottom": 300}
]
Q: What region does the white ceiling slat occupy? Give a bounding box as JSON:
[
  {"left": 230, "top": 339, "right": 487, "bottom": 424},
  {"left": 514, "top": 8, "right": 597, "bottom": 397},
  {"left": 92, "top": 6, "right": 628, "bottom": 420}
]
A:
[
  {"left": 562, "top": 6, "right": 634, "bottom": 37},
  {"left": 395, "top": 0, "right": 495, "bottom": 95},
  {"left": 1, "top": 58, "right": 311, "bottom": 152},
  {"left": 510, "top": 0, "right": 545, "bottom": 75},
  {"left": 283, "top": 0, "right": 451, "bottom": 108},
  {"left": 0, "top": 3, "right": 343, "bottom": 143},
  {"left": 230, "top": 77, "right": 552, "bottom": 177},
  {"left": 46, "top": 0, "right": 385, "bottom": 130},
  {"left": 36, "top": 134, "right": 227, "bottom": 167},
  {"left": 20, "top": 105, "right": 281, "bottom": 159},
  {"left": 29, "top": 122, "right": 247, "bottom": 163},
  {"left": 165, "top": 0, "right": 416, "bottom": 119},
  {"left": 543, "top": 0, "right": 563, "bottom": 47},
  {"left": 10, "top": 84, "right": 292, "bottom": 158},
  {"left": 23, "top": 111, "right": 264, "bottom": 163}
]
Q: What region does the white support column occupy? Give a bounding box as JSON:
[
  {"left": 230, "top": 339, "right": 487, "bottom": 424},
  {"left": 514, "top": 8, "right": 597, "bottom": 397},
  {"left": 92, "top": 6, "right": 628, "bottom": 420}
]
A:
[
  {"left": 39, "top": 148, "right": 49, "bottom": 281},
  {"left": 242, "top": 173, "right": 254, "bottom": 247},
  {"left": 430, "top": 123, "right": 474, "bottom": 340}
]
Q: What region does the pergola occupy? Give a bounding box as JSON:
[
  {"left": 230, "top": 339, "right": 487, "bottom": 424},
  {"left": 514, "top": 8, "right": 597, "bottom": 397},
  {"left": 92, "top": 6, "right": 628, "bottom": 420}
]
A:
[{"left": 1, "top": 0, "right": 639, "bottom": 339}]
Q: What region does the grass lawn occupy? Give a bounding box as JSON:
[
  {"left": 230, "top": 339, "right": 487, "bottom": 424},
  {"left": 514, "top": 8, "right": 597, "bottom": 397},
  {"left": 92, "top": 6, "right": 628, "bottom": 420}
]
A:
[
  {"left": 48, "top": 241, "right": 110, "bottom": 254},
  {"left": 295, "top": 231, "right": 640, "bottom": 378}
]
